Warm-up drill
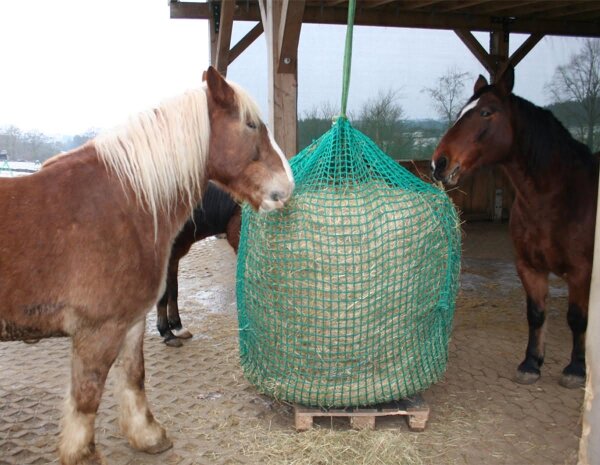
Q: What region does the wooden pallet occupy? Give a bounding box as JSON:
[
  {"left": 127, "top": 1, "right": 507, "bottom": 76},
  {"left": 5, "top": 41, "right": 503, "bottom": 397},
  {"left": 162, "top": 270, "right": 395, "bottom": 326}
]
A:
[{"left": 294, "top": 396, "right": 429, "bottom": 432}]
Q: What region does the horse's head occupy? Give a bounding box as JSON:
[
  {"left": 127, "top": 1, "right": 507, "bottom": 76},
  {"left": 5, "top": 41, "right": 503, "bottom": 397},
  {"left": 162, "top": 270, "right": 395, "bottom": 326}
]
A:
[
  {"left": 204, "top": 67, "right": 294, "bottom": 212},
  {"left": 431, "top": 66, "right": 515, "bottom": 186}
]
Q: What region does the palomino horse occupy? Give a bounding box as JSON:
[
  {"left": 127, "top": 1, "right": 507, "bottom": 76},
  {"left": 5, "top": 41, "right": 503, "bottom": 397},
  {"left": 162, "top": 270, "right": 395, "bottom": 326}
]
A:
[
  {"left": 0, "top": 66, "right": 294, "bottom": 465},
  {"left": 157, "top": 182, "right": 241, "bottom": 347},
  {"left": 431, "top": 66, "right": 598, "bottom": 389}
]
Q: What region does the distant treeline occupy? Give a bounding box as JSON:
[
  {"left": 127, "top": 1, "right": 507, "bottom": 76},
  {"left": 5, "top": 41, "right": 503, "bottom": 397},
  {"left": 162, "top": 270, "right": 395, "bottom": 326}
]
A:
[
  {"left": 1, "top": 100, "right": 596, "bottom": 164},
  {"left": 298, "top": 116, "right": 446, "bottom": 161},
  {"left": 0, "top": 126, "right": 97, "bottom": 162}
]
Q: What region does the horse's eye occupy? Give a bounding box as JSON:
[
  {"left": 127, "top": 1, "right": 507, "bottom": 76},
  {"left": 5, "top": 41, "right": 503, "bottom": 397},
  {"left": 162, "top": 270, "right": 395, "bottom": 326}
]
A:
[
  {"left": 480, "top": 110, "right": 492, "bottom": 117},
  {"left": 247, "top": 121, "right": 257, "bottom": 130}
]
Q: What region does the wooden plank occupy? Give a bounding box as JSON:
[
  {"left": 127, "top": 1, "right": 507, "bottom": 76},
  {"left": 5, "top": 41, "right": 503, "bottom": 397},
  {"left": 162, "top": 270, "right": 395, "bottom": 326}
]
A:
[
  {"left": 454, "top": 29, "right": 493, "bottom": 74},
  {"left": 170, "top": 2, "right": 600, "bottom": 37},
  {"left": 490, "top": 29, "right": 509, "bottom": 83},
  {"left": 293, "top": 397, "right": 430, "bottom": 432},
  {"left": 300, "top": 5, "right": 600, "bottom": 37},
  {"left": 228, "top": 22, "right": 264, "bottom": 65},
  {"left": 214, "top": 0, "right": 235, "bottom": 76},
  {"left": 277, "top": 0, "right": 305, "bottom": 74},
  {"left": 508, "top": 33, "right": 544, "bottom": 68},
  {"left": 579, "top": 154, "right": 600, "bottom": 464},
  {"left": 263, "top": 0, "right": 298, "bottom": 157}
]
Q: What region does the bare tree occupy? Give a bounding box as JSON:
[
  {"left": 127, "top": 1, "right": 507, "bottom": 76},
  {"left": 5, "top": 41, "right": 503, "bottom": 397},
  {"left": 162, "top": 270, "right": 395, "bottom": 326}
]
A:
[
  {"left": 356, "top": 88, "right": 407, "bottom": 154},
  {"left": 298, "top": 101, "right": 339, "bottom": 150},
  {"left": 422, "top": 67, "right": 471, "bottom": 128},
  {"left": 546, "top": 39, "right": 600, "bottom": 150}
]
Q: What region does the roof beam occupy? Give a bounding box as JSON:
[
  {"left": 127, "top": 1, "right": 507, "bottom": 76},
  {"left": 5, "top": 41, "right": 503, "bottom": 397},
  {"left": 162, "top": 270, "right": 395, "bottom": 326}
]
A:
[
  {"left": 170, "top": 2, "right": 600, "bottom": 38},
  {"left": 301, "top": 4, "right": 600, "bottom": 37}
]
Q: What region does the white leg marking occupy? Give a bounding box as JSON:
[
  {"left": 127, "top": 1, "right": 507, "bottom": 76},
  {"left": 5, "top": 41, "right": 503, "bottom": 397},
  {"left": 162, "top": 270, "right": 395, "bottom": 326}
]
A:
[
  {"left": 59, "top": 394, "right": 96, "bottom": 464},
  {"left": 116, "top": 319, "right": 170, "bottom": 451}
]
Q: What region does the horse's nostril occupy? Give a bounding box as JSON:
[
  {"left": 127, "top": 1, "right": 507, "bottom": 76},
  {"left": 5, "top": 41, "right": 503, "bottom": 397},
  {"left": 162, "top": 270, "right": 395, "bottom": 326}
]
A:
[
  {"left": 437, "top": 156, "right": 448, "bottom": 171},
  {"left": 270, "top": 191, "right": 283, "bottom": 202}
]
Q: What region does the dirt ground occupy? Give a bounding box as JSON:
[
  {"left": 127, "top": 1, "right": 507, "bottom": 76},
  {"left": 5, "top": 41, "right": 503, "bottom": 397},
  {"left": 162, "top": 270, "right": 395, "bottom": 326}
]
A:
[{"left": 0, "top": 222, "right": 583, "bottom": 465}]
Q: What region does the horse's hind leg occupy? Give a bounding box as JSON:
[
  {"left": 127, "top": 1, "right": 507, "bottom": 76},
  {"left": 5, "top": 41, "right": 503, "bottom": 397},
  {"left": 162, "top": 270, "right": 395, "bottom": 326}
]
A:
[
  {"left": 157, "top": 287, "right": 182, "bottom": 347},
  {"left": 59, "top": 324, "right": 125, "bottom": 465},
  {"left": 166, "top": 258, "right": 192, "bottom": 340},
  {"left": 515, "top": 262, "right": 549, "bottom": 384},
  {"left": 560, "top": 275, "right": 589, "bottom": 388},
  {"left": 116, "top": 317, "right": 172, "bottom": 453}
]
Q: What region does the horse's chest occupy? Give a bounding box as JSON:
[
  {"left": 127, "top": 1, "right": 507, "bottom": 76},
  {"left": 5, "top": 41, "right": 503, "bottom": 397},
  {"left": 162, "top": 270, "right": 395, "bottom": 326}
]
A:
[{"left": 511, "top": 219, "right": 566, "bottom": 274}]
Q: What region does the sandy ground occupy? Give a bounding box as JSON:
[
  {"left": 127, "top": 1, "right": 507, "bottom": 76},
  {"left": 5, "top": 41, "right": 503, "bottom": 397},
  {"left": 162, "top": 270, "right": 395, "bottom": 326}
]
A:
[{"left": 0, "top": 222, "right": 584, "bottom": 465}]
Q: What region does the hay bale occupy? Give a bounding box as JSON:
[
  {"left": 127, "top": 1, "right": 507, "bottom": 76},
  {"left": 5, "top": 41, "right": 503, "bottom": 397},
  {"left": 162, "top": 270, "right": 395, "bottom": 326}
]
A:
[{"left": 237, "top": 118, "right": 460, "bottom": 407}]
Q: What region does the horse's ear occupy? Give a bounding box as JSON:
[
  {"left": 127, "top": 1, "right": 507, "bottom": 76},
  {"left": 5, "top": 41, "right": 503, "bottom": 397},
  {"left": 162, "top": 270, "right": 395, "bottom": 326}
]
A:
[
  {"left": 202, "top": 70, "right": 207, "bottom": 82},
  {"left": 205, "top": 66, "right": 235, "bottom": 107},
  {"left": 474, "top": 75, "right": 488, "bottom": 93},
  {"left": 497, "top": 65, "right": 515, "bottom": 96}
]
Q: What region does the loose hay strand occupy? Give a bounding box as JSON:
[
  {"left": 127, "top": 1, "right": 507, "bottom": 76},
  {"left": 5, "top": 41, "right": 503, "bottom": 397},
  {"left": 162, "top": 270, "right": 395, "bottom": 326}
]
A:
[{"left": 241, "top": 428, "right": 425, "bottom": 465}]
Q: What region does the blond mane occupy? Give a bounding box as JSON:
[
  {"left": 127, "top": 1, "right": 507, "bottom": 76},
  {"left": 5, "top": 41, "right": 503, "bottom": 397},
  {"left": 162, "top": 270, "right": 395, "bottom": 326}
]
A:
[
  {"left": 74, "top": 80, "right": 263, "bottom": 236},
  {"left": 93, "top": 89, "right": 210, "bottom": 234}
]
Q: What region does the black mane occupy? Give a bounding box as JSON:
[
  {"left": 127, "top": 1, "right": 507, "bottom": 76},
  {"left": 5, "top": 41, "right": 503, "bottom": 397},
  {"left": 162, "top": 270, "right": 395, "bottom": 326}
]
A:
[
  {"left": 511, "top": 94, "right": 598, "bottom": 173},
  {"left": 472, "top": 84, "right": 598, "bottom": 173}
]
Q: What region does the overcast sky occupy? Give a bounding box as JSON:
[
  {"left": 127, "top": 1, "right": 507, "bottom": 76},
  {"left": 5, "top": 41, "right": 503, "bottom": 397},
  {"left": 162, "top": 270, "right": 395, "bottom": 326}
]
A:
[{"left": 0, "top": 0, "right": 589, "bottom": 136}]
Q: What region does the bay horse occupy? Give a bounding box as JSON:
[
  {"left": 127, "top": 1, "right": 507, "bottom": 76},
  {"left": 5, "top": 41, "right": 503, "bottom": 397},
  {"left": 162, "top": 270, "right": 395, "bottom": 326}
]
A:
[
  {"left": 157, "top": 182, "right": 241, "bottom": 347},
  {"left": 431, "top": 66, "right": 598, "bottom": 389},
  {"left": 0, "top": 66, "right": 294, "bottom": 465}
]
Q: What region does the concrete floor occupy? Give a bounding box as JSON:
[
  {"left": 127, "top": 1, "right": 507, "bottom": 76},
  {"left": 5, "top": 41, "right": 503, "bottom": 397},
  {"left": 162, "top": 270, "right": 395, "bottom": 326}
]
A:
[{"left": 0, "top": 223, "right": 584, "bottom": 465}]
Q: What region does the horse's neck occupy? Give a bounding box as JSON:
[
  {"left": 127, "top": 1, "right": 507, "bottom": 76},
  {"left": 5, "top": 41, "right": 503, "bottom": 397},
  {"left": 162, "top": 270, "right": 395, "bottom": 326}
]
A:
[
  {"left": 503, "top": 150, "right": 596, "bottom": 214},
  {"left": 501, "top": 156, "right": 559, "bottom": 211}
]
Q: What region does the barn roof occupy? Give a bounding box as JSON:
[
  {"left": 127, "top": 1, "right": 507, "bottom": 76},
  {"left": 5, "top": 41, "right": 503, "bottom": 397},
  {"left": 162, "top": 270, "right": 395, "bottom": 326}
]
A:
[{"left": 170, "top": 0, "right": 600, "bottom": 38}]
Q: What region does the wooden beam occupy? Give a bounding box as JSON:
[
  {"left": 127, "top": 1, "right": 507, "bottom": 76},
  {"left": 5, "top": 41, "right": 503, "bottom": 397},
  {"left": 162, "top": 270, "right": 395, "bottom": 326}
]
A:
[
  {"left": 454, "top": 29, "right": 493, "bottom": 74},
  {"left": 507, "top": 33, "right": 544, "bottom": 68},
  {"left": 579, "top": 177, "right": 600, "bottom": 464},
  {"left": 436, "top": 0, "right": 498, "bottom": 13},
  {"left": 262, "top": 0, "right": 298, "bottom": 156},
  {"left": 228, "top": 22, "right": 264, "bottom": 65},
  {"left": 207, "top": 2, "right": 218, "bottom": 68},
  {"left": 170, "top": 2, "right": 600, "bottom": 38},
  {"left": 300, "top": 5, "right": 600, "bottom": 38},
  {"left": 214, "top": 0, "right": 235, "bottom": 76},
  {"left": 278, "top": 0, "right": 305, "bottom": 73},
  {"left": 489, "top": 29, "right": 509, "bottom": 83}
]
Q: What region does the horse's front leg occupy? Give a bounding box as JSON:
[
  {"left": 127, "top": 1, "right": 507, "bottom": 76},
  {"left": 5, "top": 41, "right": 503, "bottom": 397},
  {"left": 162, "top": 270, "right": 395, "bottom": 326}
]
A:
[
  {"left": 560, "top": 273, "right": 589, "bottom": 388},
  {"left": 116, "top": 317, "right": 172, "bottom": 453},
  {"left": 515, "top": 261, "right": 549, "bottom": 384},
  {"left": 59, "top": 324, "right": 125, "bottom": 465}
]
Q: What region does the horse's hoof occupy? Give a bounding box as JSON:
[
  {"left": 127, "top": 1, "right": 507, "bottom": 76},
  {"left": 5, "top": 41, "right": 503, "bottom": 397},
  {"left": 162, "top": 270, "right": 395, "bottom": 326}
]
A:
[
  {"left": 172, "top": 328, "right": 193, "bottom": 339},
  {"left": 559, "top": 373, "right": 585, "bottom": 389},
  {"left": 61, "top": 451, "right": 106, "bottom": 465},
  {"left": 164, "top": 337, "right": 183, "bottom": 348},
  {"left": 141, "top": 435, "right": 173, "bottom": 455},
  {"left": 514, "top": 370, "right": 540, "bottom": 385}
]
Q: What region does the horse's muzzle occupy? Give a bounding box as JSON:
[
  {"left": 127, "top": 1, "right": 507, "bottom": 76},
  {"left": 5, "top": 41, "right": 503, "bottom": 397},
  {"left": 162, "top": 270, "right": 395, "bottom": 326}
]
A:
[{"left": 431, "top": 155, "right": 448, "bottom": 182}]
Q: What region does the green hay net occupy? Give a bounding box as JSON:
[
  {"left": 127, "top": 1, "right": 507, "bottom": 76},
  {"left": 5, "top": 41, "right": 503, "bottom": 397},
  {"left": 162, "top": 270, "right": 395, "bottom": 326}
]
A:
[{"left": 236, "top": 117, "right": 461, "bottom": 407}]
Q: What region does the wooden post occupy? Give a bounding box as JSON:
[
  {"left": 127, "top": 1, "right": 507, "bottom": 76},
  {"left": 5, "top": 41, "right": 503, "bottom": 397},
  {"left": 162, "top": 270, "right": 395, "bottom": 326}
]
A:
[
  {"left": 579, "top": 174, "right": 600, "bottom": 464},
  {"left": 489, "top": 28, "right": 509, "bottom": 83},
  {"left": 259, "top": 0, "right": 303, "bottom": 157}
]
